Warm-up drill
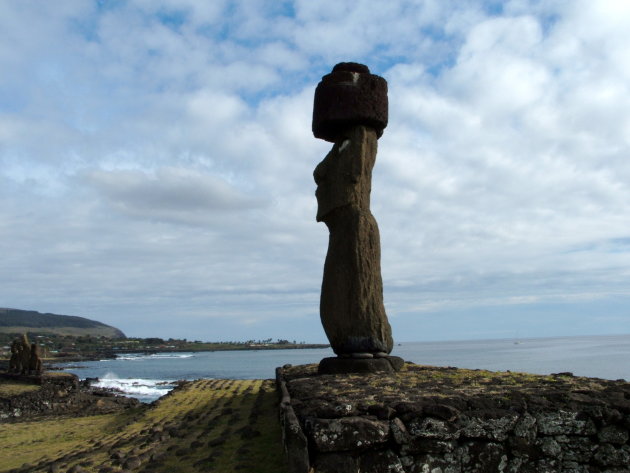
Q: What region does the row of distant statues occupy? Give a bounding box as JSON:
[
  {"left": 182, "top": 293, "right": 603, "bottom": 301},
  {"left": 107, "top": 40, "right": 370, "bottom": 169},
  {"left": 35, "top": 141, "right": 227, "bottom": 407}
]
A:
[{"left": 8, "top": 334, "right": 43, "bottom": 375}]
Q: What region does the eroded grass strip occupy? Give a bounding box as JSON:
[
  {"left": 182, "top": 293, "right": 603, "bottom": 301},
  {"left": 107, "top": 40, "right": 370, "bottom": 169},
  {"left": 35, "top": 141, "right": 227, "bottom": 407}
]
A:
[{"left": 0, "top": 379, "right": 287, "bottom": 473}]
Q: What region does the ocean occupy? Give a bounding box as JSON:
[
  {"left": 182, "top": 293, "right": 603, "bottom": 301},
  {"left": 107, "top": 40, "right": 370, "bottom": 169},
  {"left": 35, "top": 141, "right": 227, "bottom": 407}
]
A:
[{"left": 55, "top": 334, "right": 630, "bottom": 403}]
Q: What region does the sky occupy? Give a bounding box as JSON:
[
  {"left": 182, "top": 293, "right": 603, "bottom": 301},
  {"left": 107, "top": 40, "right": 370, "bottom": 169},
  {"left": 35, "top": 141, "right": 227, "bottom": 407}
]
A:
[{"left": 1, "top": 0, "right": 630, "bottom": 343}]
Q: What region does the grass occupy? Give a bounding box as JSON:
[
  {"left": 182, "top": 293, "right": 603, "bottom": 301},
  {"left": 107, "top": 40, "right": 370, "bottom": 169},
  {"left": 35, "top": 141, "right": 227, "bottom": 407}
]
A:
[
  {"left": 41, "top": 371, "right": 77, "bottom": 378},
  {"left": 0, "top": 371, "right": 76, "bottom": 397},
  {"left": 0, "top": 380, "right": 41, "bottom": 397},
  {"left": 0, "top": 379, "right": 288, "bottom": 473},
  {"left": 0, "top": 414, "right": 121, "bottom": 469}
]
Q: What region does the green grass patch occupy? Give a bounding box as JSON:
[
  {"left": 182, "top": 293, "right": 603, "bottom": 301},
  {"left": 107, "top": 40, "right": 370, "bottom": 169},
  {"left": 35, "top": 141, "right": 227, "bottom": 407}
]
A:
[
  {"left": 0, "top": 380, "right": 41, "bottom": 397},
  {"left": 0, "top": 379, "right": 288, "bottom": 473},
  {"left": 0, "top": 414, "right": 117, "bottom": 471}
]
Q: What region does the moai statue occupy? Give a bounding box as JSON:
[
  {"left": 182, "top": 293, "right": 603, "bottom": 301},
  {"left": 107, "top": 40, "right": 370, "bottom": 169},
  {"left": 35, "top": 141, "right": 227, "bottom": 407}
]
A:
[
  {"left": 18, "top": 334, "right": 31, "bottom": 375},
  {"left": 8, "top": 339, "right": 20, "bottom": 373},
  {"left": 7, "top": 334, "right": 31, "bottom": 374},
  {"left": 312, "top": 62, "right": 403, "bottom": 374},
  {"left": 29, "top": 343, "right": 43, "bottom": 375}
]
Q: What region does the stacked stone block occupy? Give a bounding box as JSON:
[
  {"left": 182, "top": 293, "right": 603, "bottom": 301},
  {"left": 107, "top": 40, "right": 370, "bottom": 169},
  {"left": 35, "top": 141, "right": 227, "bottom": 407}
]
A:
[{"left": 277, "top": 365, "right": 630, "bottom": 473}]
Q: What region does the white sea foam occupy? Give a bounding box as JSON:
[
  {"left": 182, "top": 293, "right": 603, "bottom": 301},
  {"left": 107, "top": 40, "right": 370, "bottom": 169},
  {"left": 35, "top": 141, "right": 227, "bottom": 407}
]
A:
[
  {"left": 149, "top": 353, "right": 194, "bottom": 359},
  {"left": 91, "top": 372, "right": 177, "bottom": 402},
  {"left": 112, "top": 355, "right": 144, "bottom": 361},
  {"left": 115, "top": 353, "right": 194, "bottom": 361}
]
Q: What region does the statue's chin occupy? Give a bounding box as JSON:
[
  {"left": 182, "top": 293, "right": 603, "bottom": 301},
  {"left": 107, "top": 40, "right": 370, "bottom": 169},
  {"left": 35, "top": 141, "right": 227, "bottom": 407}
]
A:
[{"left": 315, "top": 208, "right": 335, "bottom": 223}]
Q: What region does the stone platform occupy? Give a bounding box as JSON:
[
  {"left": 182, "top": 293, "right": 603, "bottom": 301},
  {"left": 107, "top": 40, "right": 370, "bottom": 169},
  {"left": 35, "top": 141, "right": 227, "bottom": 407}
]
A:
[
  {"left": 318, "top": 355, "right": 404, "bottom": 374},
  {"left": 1, "top": 371, "right": 138, "bottom": 421},
  {"left": 277, "top": 363, "right": 630, "bottom": 473}
]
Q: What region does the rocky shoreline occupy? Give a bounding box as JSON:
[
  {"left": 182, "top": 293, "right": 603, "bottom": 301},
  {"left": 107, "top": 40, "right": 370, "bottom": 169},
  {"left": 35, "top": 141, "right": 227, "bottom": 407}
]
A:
[{"left": 0, "top": 372, "right": 140, "bottom": 422}]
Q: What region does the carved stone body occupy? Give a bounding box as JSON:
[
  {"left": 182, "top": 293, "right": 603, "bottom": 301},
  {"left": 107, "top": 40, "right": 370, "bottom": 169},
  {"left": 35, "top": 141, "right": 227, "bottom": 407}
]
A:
[
  {"left": 5, "top": 334, "right": 43, "bottom": 375},
  {"left": 19, "top": 334, "right": 31, "bottom": 374},
  {"left": 29, "top": 343, "right": 43, "bottom": 375},
  {"left": 314, "top": 125, "right": 393, "bottom": 355},
  {"left": 9, "top": 339, "right": 20, "bottom": 373}
]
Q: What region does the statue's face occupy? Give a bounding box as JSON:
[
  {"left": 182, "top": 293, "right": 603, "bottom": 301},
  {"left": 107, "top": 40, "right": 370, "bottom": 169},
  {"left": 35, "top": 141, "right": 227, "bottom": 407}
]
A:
[
  {"left": 313, "top": 140, "right": 354, "bottom": 222},
  {"left": 313, "top": 151, "right": 331, "bottom": 221},
  {"left": 313, "top": 126, "right": 376, "bottom": 222}
]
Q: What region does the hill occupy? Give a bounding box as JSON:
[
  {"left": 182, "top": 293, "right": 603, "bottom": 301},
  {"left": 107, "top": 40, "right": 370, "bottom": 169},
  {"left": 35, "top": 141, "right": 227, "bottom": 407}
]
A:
[{"left": 0, "top": 308, "right": 125, "bottom": 338}]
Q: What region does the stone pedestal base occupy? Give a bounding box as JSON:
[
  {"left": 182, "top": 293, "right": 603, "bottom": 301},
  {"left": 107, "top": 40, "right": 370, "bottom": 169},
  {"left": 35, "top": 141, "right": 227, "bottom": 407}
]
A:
[
  {"left": 278, "top": 364, "right": 630, "bottom": 473},
  {"left": 318, "top": 356, "right": 404, "bottom": 375}
]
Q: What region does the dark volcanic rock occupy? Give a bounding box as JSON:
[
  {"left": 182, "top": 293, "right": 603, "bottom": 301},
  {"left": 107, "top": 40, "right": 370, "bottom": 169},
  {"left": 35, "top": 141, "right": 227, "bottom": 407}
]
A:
[
  {"left": 313, "top": 126, "right": 393, "bottom": 357},
  {"left": 318, "top": 356, "right": 403, "bottom": 374},
  {"left": 312, "top": 62, "right": 388, "bottom": 142},
  {"left": 277, "top": 363, "right": 630, "bottom": 473},
  {"left": 0, "top": 372, "right": 139, "bottom": 421},
  {"left": 312, "top": 62, "right": 395, "bottom": 364},
  {"left": 306, "top": 416, "right": 389, "bottom": 452}
]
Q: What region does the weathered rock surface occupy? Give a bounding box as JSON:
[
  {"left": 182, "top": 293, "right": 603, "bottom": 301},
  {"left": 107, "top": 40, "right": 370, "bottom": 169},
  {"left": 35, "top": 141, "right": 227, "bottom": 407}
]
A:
[
  {"left": 314, "top": 125, "right": 393, "bottom": 357},
  {"left": 318, "top": 355, "right": 404, "bottom": 375},
  {"left": 8, "top": 333, "right": 43, "bottom": 375},
  {"left": 312, "top": 62, "right": 394, "bottom": 365},
  {"left": 0, "top": 372, "right": 139, "bottom": 421},
  {"left": 312, "top": 62, "right": 388, "bottom": 142},
  {"left": 277, "top": 363, "right": 630, "bottom": 473},
  {"left": 307, "top": 416, "right": 390, "bottom": 452}
]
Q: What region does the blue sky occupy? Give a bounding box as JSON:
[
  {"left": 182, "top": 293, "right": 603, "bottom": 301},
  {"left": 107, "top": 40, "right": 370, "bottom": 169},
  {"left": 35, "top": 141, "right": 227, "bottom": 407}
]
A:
[{"left": 1, "top": 0, "right": 630, "bottom": 343}]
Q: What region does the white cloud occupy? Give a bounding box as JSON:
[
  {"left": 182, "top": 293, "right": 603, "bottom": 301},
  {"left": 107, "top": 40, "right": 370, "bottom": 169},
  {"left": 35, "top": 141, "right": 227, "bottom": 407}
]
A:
[
  {"left": 1, "top": 0, "right": 630, "bottom": 341},
  {"left": 87, "top": 167, "right": 265, "bottom": 221}
]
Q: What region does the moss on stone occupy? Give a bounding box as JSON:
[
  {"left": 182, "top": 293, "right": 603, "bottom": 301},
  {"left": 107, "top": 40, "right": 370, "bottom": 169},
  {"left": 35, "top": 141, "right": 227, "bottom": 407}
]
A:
[{"left": 282, "top": 362, "right": 628, "bottom": 416}]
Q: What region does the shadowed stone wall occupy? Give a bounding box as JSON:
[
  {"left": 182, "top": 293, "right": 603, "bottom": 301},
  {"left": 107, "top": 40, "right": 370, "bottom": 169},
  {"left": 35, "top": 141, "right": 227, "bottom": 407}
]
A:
[{"left": 277, "top": 364, "right": 630, "bottom": 473}]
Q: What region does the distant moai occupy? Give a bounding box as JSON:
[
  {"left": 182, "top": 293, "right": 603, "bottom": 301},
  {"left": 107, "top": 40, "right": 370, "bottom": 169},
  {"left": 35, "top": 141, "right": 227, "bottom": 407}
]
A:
[
  {"left": 312, "top": 62, "right": 403, "bottom": 374},
  {"left": 8, "top": 339, "right": 21, "bottom": 373},
  {"left": 7, "top": 334, "right": 42, "bottom": 375},
  {"left": 29, "top": 343, "right": 43, "bottom": 375}
]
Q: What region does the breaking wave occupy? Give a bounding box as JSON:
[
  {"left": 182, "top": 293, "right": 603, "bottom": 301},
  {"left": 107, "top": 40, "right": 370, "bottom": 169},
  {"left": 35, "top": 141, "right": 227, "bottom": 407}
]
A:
[
  {"left": 112, "top": 353, "right": 194, "bottom": 362},
  {"left": 91, "top": 372, "right": 178, "bottom": 403}
]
